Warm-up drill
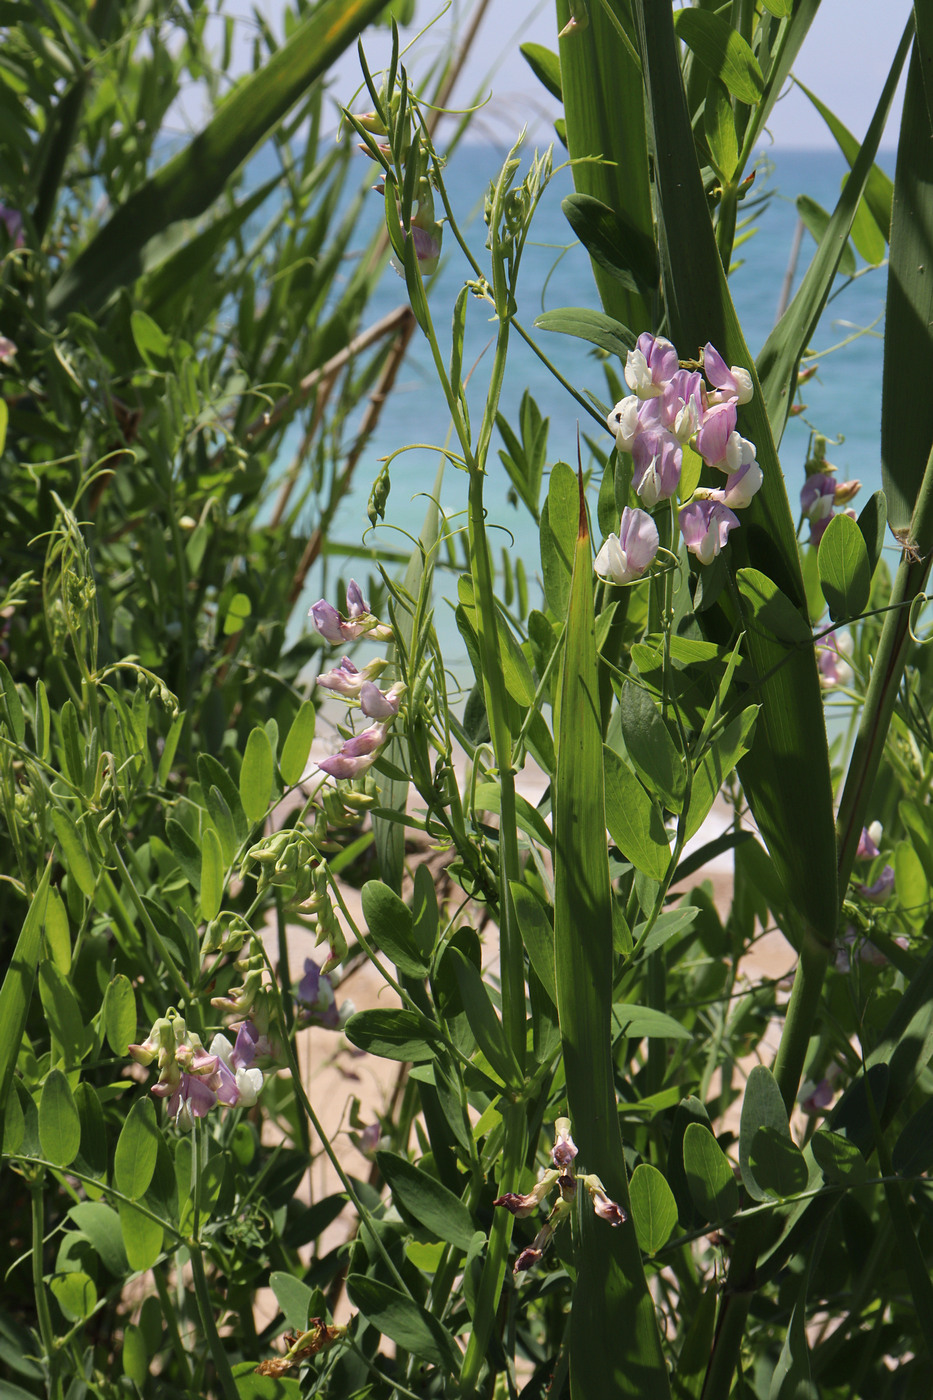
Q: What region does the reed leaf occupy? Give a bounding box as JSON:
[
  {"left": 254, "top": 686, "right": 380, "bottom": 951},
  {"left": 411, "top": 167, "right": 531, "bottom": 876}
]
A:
[{"left": 553, "top": 471, "right": 670, "bottom": 1399}]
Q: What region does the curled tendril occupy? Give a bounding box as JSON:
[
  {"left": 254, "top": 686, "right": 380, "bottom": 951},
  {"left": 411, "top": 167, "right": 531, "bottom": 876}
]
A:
[{"left": 908, "top": 591, "right": 933, "bottom": 645}]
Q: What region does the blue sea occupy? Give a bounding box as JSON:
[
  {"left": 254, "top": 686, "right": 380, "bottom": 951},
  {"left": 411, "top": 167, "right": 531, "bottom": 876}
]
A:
[{"left": 302, "top": 144, "right": 894, "bottom": 674}]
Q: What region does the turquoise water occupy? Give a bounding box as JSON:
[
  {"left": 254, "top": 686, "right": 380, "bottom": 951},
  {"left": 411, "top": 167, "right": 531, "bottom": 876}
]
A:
[{"left": 304, "top": 145, "right": 893, "bottom": 669}]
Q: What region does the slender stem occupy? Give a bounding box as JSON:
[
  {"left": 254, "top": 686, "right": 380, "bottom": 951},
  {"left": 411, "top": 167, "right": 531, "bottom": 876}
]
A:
[
  {"left": 109, "top": 845, "right": 191, "bottom": 1002},
  {"left": 153, "top": 1266, "right": 195, "bottom": 1389},
  {"left": 31, "top": 1182, "right": 63, "bottom": 1400},
  {"left": 188, "top": 1245, "right": 240, "bottom": 1400}
]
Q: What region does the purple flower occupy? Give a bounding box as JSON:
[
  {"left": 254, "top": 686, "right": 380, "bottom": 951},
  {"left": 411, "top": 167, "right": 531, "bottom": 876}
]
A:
[
  {"left": 161, "top": 1073, "right": 217, "bottom": 1130},
  {"left": 310, "top": 581, "right": 392, "bottom": 645},
  {"left": 513, "top": 1246, "right": 543, "bottom": 1273},
  {"left": 679, "top": 499, "right": 740, "bottom": 564},
  {"left": 0, "top": 335, "right": 16, "bottom": 363},
  {"left": 0, "top": 205, "right": 23, "bottom": 247},
  {"left": 801, "top": 1079, "right": 834, "bottom": 1113},
  {"left": 816, "top": 630, "right": 853, "bottom": 688},
  {"left": 318, "top": 720, "right": 389, "bottom": 779},
  {"left": 551, "top": 1120, "right": 578, "bottom": 1167},
  {"left": 410, "top": 223, "right": 441, "bottom": 270},
  {"left": 494, "top": 1172, "right": 558, "bottom": 1218},
  {"left": 632, "top": 428, "right": 682, "bottom": 507},
  {"left": 346, "top": 579, "right": 367, "bottom": 617},
  {"left": 583, "top": 1177, "right": 627, "bottom": 1225},
  {"left": 695, "top": 400, "right": 738, "bottom": 467},
  {"left": 296, "top": 957, "right": 340, "bottom": 1029},
  {"left": 801, "top": 472, "right": 836, "bottom": 544},
  {"left": 594, "top": 506, "right": 659, "bottom": 584},
  {"left": 359, "top": 680, "right": 402, "bottom": 719},
  {"left": 856, "top": 824, "right": 882, "bottom": 861},
  {"left": 661, "top": 369, "right": 704, "bottom": 442},
  {"left": 625, "top": 333, "right": 679, "bottom": 398},
  {"left": 715, "top": 460, "right": 762, "bottom": 509},
  {"left": 318, "top": 656, "right": 363, "bottom": 695},
  {"left": 702, "top": 342, "right": 753, "bottom": 405},
  {"left": 858, "top": 865, "right": 895, "bottom": 903}
]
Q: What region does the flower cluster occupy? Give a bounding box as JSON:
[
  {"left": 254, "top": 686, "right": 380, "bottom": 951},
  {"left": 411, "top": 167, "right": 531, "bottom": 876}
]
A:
[
  {"left": 494, "top": 1118, "right": 626, "bottom": 1275},
  {"left": 606, "top": 335, "right": 762, "bottom": 567},
  {"left": 800, "top": 437, "right": 861, "bottom": 547},
  {"left": 311, "top": 581, "right": 403, "bottom": 780},
  {"left": 129, "top": 1011, "right": 268, "bottom": 1130}
]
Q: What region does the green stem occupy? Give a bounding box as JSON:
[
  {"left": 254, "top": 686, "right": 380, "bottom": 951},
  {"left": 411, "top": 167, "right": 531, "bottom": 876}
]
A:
[
  {"left": 771, "top": 922, "right": 830, "bottom": 1114},
  {"left": 153, "top": 1266, "right": 195, "bottom": 1389},
  {"left": 31, "top": 1181, "right": 63, "bottom": 1400},
  {"left": 109, "top": 845, "right": 190, "bottom": 1002},
  {"left": 188, "top": 1244, "right": 240, "bottom": 1400}
]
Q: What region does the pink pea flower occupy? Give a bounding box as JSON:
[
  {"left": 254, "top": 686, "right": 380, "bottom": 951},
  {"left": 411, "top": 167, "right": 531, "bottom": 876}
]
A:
[
  {"left": 625, "top": 333, "right": 679, "bottom": 398},
  {"left": 317, "top": 720, "right": 389, "bottom": 779},
  {"left": 0, "top": 335, "right": 16, "bottom": 363},
  {"left": 584, "top": 1178, "right": 627, "bottom": 1226},
  {"left": 594, "top": 506, "right": 659, "bottom": 584},
  {"left": 858, "top": 865, "right": 895, "bottom": 903},
  {"left": 163, "top": 1073, "right": 217, "bottom": 1130},
  {"left": 632, "top": 427, "right": 682, "bottom": 507},
  {"left": 695, "top": 400, "right": 738, "bottom": 467},
  {"left": 346, "top": 579, "right": 368, "bottom": 617},
  {"left": 296, "top": 956, "right": 341, "bottom": 1029},
  {"left": 722, "top": 432, "right": 759, "bottom": 477},
  {"left": 359, "top": 680, "right": 403, "bottom": 719},
  {"left": 801, "top": 473, "right": 836, "bottom": 541},
  {"left": 317, "top": 655, "right": 387, "bottom": 698},
  {"left": 680, "top": 499, "right": 740, "bottom": 564},
  {"left": 834, "top": 479, "right": 861, "bottom": 506},
  {"left": 310, "top": 581, "right": 392, "bottom": 644},
  {"left": 714, "top": 459, "right": 763, "bottom": 510},
  {"left": 816, "top": 630, "right": 853, "bottom": 688},
  {"left": 702, "top": 342, "right": 753, "bottom": 405},
  {"left": 856, "top": 823, "right": 883, "bottom": 861},
  {"left": 661, "top": 369, "right": 704, "bottom": 442}
]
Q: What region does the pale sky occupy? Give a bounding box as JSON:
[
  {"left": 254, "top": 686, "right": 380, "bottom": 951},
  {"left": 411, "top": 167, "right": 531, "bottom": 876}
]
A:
[{"left": 323, "top": 0, "right": 911, "bottom": 150}]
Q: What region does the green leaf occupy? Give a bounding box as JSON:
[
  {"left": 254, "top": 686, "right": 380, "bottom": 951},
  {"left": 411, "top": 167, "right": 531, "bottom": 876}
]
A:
[
  {"left": 375, "top": 1151, "right": 476, "bottom": 1251},
  {"left": 38, "top": 958, "right": 87, "bottom": 1068},
  {"left": 74, "top": 1083, "right": 107, "bottom": 1188},
  {"left": 34, "top": 678, "right": 50, "bottom": 762},
  {"left": 199, "top": 824, "right": 224, "bottom": 923},
  {"left": 38, "top": 1069, "right": 81, "bottom": 1167},
  {"left": 47, "top": 0, "right": 390, "bottom": 318},
  {"left": 122, "top": 1322, "right": 149, "bottom": 1385},
  {"left": 749, "top": 1126, "right": 808, "bottom": 1200},
  {"left": 102, "top": 974, "right": 136, "bottom": 1057},
  {"left": 44, "top": 887, "right": 71, "bottom": 974},
  {"left": 511, "top": 881, "right": 556, "bottom": 1008},
  {"left": 51, "top": 807, "right": 96, "bottom": 899},
  {"left": 222, "top": 591, "right": 252, "bottom": 636},
  {"left": 117, "top": 1198, "right": 163, "bottom": 1272},
  {"left": 667, "top": 1096, "right": 713, "bottom": 1228},
  {"left": 618, "top": 680, "right": 685, "bottom": 812},
  {"left": 114, "top": 1098, "right": 160, "bottom": 1200},
  {"left": 682, "top": 1122, "right": 739, "bottom": 1224},
  {"left": 811, "top": 1130, "right": 869, "bottom": 1184},
  {"left": 603, "top": 746, "right": 670, "bottom": 880},
  {"left": 270, "top": 1272, "right": 314, "bottom": 1332},
  {"left": 240, "top": 726, "right": 274, "bottom": 825},
  {"left": 857, "top": 489, "right": 887, "bottom": 581},
  {"left": 552, "top": 471, "right": 670, "bottom": 1397},
  {"left": 4, "top": 1083, "right": 24, "bottom": 1156},
  {"left": 0, "top": 870, "right": 52, "bottom": 1117},
  {"left": 361, "top": 881, "right": 429, "bottom": 978},
  {"left": 739, "top": 1064, "right": 794, "bottom": 1202},
  {"left": 883, "top": 38, "right": 933, "bottom": 531},
  {"left": 628, "top": 1164, "right": 678, "bottom": 1253},
  {"left": 895, "top": 839, "right": 930, "bottom": 927},
  {"left": 68, "top": 1201, "right": 129, "bottom": 1276},
  {"left": 795, "top": 78, "right": 894, "bottom": 238},
  {"left": 612, "top": 1004, "right": 693, "bottom": 1042},
  {"left": 344, "top": 1009, "right": 441, "bottom": 1063},
  {"left": 704, "top": 77, "right": 738, "bottom": 181},
  {"left": 520, "top": 42, "right": 562, "bottom": 101},
  {"left": 562, "top": 193, "right": 659, "bottom": 296},
  {"left": 534, "top": 307, "right": 636, "bottom": 360},
  {"left": 130, "top": 309, "right": 170, "bottom": 363},
  {"left": 685, "top": 706, "right": 758, "bottom": 842},
  {"left": 346, "top": 1275, "right": 460, "bottom": 1372},
  {"left": 540, "top": 460, "right": 579, "bottom": 619},
  {"left": 818, "top": 510, "right": 872, "bottom": 621},
  {"left": 444, "top": 946, "right": 522, "bottom": 1089},
  {"left": 50, "top": 1271, "right": 97, "bottom": 1321},
  {"left": 280, "top": 700, "right": 316, "bottom": 786},
  {"left": 795, "top": 195, "right": 856, "bottom": 277},
  {"left": 673, "top": 8, "right": 763, "bottom": 104},
  {"left": 0, "top": 659, "right": 24, "bottom": 744}
]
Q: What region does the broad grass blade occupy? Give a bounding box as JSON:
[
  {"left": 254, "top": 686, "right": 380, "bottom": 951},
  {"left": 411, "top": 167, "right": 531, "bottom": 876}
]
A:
[
  {"left": 556, "top": 0, "right": 652, "bottom": 331},
  {"left": 48, "top": 0, "right": 387, "bottom": 317},
  {"left": 631, "top": 0, "right": 837, "bottom": 937},
  {"left": 882, "top": 35, "right": 933, "bottom": 533},
  {"left": 553, "top": 473, "right": 670, "bottom": 1399}
]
